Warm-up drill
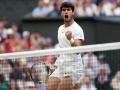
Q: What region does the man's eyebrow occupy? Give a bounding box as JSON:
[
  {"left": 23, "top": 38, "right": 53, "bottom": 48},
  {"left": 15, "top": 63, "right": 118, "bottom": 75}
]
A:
[{"left": 62, "top": 8, "right": 71, "bottom": 10}]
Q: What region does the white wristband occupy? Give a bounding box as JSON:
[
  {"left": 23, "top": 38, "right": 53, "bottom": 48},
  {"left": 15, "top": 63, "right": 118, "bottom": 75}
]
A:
[{"left": 70, "top": 38, "right": 74, "bottom": 44}]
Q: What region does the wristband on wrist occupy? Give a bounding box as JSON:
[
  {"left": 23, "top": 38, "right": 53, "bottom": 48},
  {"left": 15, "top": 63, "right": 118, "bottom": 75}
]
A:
[{"left": 70, "top": 38, "right": 75, "bottom": 44}]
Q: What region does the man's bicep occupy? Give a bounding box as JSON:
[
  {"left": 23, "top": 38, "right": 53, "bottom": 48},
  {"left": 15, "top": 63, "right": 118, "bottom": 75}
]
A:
[{"left": 73, "top": 29, "right": 84, "bottom": 41}]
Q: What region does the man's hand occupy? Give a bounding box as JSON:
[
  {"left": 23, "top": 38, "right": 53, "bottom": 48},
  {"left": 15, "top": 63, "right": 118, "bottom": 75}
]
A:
[
  {"left": 65, "top": 31, "right": 72, "bottom": 40},
  {"left": 65, "top": 31, "right": 83, "bottom": 46}
]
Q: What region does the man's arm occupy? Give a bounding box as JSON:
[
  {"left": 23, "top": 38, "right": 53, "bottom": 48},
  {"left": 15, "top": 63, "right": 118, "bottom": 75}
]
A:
[
  {"left": 65, "top": 31, "right": 83, "bottom": 46},
  {"left": 71, "top": 39, "right": 83, "bottom": 46}
]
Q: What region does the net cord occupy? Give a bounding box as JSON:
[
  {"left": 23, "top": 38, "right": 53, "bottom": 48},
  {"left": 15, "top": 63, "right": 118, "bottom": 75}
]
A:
[{"left": 0, "top": 42, "right": 120, "bottom": 59}]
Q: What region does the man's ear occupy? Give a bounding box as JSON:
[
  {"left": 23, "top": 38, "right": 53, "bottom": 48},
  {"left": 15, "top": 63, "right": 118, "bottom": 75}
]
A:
[
  {"left": 72, "top": 12, "right": 75, "bottom": 16},
  {"left": 60, "top": 12, "right": 63, "bottom": 17}
]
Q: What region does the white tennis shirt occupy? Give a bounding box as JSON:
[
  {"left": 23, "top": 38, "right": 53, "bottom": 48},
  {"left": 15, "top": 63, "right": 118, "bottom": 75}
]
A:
[{"left": 58, "top": 21, "right": 84, "bottom": 48}]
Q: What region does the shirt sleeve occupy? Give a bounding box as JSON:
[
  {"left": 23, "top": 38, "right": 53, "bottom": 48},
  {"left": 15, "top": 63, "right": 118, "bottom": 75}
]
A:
[{"left": 73, "top": 27, "right": 84, "bottom": 41}]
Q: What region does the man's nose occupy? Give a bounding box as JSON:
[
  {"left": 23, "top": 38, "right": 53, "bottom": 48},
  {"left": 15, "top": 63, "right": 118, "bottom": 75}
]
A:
[{"left": 65, "top": 10, "right": 68, "bottom": 13}]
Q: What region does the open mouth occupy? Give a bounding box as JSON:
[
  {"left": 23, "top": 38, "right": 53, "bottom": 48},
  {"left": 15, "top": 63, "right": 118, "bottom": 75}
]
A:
[{"left": 65, "top": 15, "right": 68, "bottom": 18}]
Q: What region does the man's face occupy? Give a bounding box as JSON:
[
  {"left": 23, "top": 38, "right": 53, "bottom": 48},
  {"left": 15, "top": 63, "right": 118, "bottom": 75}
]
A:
[{"left": 61, "top": 7, "right": 74, "bottom": 22}]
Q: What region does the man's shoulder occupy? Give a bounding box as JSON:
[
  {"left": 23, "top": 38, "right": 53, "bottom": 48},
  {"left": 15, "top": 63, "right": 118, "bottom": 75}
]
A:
[
  {"left": 74, "top": 22, "right": 81, "bottom": 27},
  {"left": 73, "top": 22, "right": 83, "bottom": 30},
  {"left": 58, "top": 24, "right": 64, "bottom": 30}
]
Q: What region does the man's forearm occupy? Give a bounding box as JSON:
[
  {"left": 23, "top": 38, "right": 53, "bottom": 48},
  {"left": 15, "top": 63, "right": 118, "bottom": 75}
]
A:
[{"left": 71, "top": 39, "right": 83, "bottom": 46}]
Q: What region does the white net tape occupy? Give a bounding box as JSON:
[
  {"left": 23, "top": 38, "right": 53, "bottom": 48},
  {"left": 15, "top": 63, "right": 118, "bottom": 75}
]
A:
[{"left": 0, "top": 42, "right": 120, "bottom": 59}]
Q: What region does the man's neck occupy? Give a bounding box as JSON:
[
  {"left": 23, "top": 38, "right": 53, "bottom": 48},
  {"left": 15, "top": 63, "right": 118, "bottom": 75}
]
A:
[{"left": 64, "top": 19, "right": 74, "bottom": 27}]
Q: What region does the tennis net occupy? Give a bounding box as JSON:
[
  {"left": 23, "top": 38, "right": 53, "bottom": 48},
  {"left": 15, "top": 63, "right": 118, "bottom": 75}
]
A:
[{"left": 0, "top": 42, "right": 120, "bottom": 90}]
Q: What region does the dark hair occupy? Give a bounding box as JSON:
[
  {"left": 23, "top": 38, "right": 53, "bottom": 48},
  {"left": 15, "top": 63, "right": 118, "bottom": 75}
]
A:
[{"left": 60, "top": 2, "right": 74, "bottom": 12}]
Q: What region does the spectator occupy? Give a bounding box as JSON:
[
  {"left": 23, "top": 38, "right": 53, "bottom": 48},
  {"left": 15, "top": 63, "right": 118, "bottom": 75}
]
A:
[
  {"left": 98, "top": 54, "right": 111, "bottom": 76},
  {"left": 24, "top": 81, "right": 39, "bottom": 90},
  {"left": 110, "top": 0, "right": 117, "bottom": 4},
  {"left": 113, "top": 0, "right": 120, "bottom": 16},
  {"left": 44, "top": 0, "right": 54, "bottom": 14},
  {"left": 48, "top": 0, "right": 62, "bottom": 17},
  {"left": 16, "top": 80, "right": 24, "bottom": 90},
  {"left": 0, "top": 60, "right": 12, "bottom": 81},
  {"left": 75, "top": 0, "right": 85, "bottom": 16},
  {"left": 76, "top": 0, "right": 99, "bottom": 16},
  {"left": 95, "top": 68, "right": 111, "bottom": 90},
  {"left": 82, "top": 52, "right": 99, "bottom": 78},
  {"left": 9, "top": 79, "right": 18, "bottom": 90},
  {"left": 30, "top": 32, "right": 43, "bottom": 50},
  {"left": 80, "top": 70, "right": 97, "bottom": 90},
  {"left": 0, "top": 43, "right": 5, "bottom": 53},
  {"left": 9, "top": 61, "right": 23, "bottom": 80},
  {"left": 21, "top": 31, "right": 33, "bottom": 51},
  {"left": 98, "top": 0, "right": 114, "bottom": 16},
  {"left": 3, "top": 29, "right": 20, "bottom": 53},
  {"left": 32, "top": 0, "right": 50, "bottom": 17},
  {"left": 111, "top": 71, "right": 120, "bottom": 90},
  {"left": 0, "top": 73, "right": 9, "bottom": 90},
  {"left": 43, "top": 55, "right": 55, "bottom": 64},
  {"left": 11, "top": 23, "right": 21, "bottom": 39},
  {"left": 0, "top": 19, "right": 8, "bottom": 43},
  {"left": 44, "top": 37, "right": 53, "bottom": 49}
]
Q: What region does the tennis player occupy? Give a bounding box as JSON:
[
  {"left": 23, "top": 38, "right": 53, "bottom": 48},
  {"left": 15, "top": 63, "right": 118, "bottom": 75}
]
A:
[{"left": 47, "top": 2, "right": 85, "bottom": 90}]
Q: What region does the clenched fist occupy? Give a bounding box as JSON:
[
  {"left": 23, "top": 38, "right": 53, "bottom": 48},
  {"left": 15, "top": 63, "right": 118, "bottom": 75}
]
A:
[{"left": 65, "top": 31, "right": 72, "bottom": 40}]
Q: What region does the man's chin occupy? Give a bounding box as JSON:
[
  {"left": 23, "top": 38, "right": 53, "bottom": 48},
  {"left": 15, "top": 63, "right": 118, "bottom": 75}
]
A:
[{"left": 64, "top": 18, "right": 70, "bottom": 22}]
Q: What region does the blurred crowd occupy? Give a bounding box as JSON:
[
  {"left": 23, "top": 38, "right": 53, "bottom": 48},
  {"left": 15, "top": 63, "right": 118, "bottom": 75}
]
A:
[
  {"left": 0, "top": 50, "right": 120, "bottom": 90},
  {"left": 0, "top": 18, "right": 54, "bottom": 54},
  {"left": 0, "top": 17, "right": 56, "bottom": 90},
  {"left": 79, "top": 52, "right": 120, "bottom": 90},
  {"left": 0, "top": 41, "right": 120, "bottom": 90},
  {"left": 31, "top": 0, "right": 120, "bottom": 18}
]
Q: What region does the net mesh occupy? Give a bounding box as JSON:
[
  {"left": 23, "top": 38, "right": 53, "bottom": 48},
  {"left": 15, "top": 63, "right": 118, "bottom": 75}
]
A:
[{"left": 0, "top": 42, "right": 120, "bottom": 90}]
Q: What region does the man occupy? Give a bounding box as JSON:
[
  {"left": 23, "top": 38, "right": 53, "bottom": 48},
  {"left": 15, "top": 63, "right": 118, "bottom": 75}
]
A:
[
  {"left": 32, "top": 0, "right": 50, "bottom": 17},
  {"left": 47, "top": 2, "right": 85, "bottom": 90}
]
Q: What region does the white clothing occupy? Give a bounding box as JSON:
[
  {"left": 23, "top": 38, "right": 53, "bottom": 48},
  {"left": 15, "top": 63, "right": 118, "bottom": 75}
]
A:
[
  {"left": 102, "top": 2, "right": 113, "bottom": 16},
  {"left": 80, "top": 84, "right": 97, "bottom": 90},
  {"left": 58, "top": 21, "right": 84, "bottom": 48},
  {"left": 84, "top": 4, "right": 99, "bottom": 16},
  {"left": 82, "top": 53, "right": 99, "bottom": 78},
  {"left": 111, "top": 77, "right": 120, "bottom": 90},
  {"left": 76, "top": 3, "right": 99, "bottom": 17},
  {"left": 98, "top": 63, "right": 111, "bottom": 75},
  {"left": 113, "top": 7, "right": 120, "bottom": 16},
  {"left": 50, "top": 21, "right": 85, "bottom": 85}
]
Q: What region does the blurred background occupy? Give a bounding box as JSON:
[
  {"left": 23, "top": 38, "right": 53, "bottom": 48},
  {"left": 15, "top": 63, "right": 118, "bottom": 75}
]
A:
[{"left": 0, "top": 0, "right": 120, "bottom": 90}]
